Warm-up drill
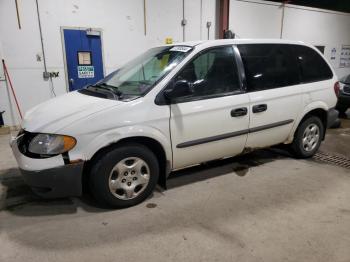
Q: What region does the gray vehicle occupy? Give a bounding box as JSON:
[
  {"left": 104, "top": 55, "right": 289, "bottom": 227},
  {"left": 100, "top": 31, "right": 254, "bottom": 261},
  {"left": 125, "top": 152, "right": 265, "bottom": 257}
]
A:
[{"left": 336, "top": 74, "right": 350, "bottom": 115}]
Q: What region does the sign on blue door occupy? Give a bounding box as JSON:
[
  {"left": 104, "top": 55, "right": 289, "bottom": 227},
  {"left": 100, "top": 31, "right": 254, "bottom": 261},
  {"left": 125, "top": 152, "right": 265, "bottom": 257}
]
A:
[{"left": 63, "top": 29, "right": 104, "bottom": 91}]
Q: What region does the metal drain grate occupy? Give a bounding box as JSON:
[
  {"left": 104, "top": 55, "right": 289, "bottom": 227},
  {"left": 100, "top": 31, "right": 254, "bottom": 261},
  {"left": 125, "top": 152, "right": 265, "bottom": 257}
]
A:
[{"left": 313, "top": 151, "right": 350, "bottom": 169}]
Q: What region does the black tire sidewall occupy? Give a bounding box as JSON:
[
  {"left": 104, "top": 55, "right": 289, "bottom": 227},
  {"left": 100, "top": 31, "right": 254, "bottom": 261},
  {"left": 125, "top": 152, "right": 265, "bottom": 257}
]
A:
[
  {"left": 90, "top": 144, "right": 159, "bottom": 208},
  {"left": 293, "top": 116, "right": 324, "bottom": 158}
]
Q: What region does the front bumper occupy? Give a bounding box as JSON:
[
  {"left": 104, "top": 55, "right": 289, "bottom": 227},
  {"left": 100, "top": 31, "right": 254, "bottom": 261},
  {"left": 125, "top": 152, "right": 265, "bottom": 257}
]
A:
[
  {"left": 20, "top": 162, "right": 84, "bottom": 198},
  {"left": 11, "top": 134, "right": 84, "bottom": 198}
]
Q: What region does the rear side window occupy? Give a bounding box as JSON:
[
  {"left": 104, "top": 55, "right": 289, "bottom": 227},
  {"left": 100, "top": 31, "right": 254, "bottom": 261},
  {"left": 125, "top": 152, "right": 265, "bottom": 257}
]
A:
[
  {"left": 238, "top": 44, "right": 300, "bottom": 92},
  {"left": 293, "top": 45, "right": 333, "bottom": 83}
]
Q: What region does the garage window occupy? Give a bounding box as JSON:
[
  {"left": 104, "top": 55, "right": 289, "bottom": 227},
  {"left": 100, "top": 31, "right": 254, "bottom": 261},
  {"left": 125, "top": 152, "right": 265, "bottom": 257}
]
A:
[
  {"left": 78, "top": 51, "right": 92, "bottom": 65},
  {"left": 238, "top": 44, "right": 300, "bottom": 92}
]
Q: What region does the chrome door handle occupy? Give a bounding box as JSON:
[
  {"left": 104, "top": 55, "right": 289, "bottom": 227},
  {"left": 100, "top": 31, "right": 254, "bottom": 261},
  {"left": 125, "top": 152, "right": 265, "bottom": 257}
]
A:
[{"left": 69, "top": 78, "right": 74, "bottom": 85}]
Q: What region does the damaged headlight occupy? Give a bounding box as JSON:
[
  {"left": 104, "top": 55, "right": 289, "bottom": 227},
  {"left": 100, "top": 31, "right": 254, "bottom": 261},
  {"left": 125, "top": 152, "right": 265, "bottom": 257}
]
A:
[{"left": 28, "top": 134, "right": 76, "bottom": 155}]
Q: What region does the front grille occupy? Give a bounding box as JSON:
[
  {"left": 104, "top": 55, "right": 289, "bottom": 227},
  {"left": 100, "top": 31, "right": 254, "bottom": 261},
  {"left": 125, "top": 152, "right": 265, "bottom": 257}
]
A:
[{"left": 343, "top": 84, "right": 350, "bottom": 95}]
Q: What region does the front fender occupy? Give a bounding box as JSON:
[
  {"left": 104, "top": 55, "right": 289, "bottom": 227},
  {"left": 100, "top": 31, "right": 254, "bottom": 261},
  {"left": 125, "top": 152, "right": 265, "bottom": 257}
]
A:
[{"left": 78, "top": 125, "right": 172, "bottom": 165}]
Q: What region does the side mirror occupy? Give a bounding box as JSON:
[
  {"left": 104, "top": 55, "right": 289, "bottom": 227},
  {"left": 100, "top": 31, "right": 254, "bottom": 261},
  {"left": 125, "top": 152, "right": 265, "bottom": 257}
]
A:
[{"left": 164, "top": 80, "right": 192, "bottom": 101}]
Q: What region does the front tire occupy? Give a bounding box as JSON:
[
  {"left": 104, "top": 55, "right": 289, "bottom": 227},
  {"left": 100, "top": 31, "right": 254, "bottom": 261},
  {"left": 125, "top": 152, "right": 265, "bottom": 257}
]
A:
[
  {"left": 290, "top": 116, "right": 324, "bottom": 158},
  {"left": 89, "top": 143, "right": 159, "bottom": 208}
]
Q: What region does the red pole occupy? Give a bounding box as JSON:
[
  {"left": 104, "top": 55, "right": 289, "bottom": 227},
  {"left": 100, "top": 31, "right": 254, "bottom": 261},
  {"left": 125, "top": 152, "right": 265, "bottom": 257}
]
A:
[
  {"left": 219, "top": 0, "right": 230, "bottom": 39},
  {"left": 2, "top": 59, "right": 23, "bottom": 120}
]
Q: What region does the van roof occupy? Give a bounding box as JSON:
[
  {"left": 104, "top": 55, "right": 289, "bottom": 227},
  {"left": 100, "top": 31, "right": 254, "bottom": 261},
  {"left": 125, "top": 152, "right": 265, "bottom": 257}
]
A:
[{"left": 172, "top": 39, "right": 306, "bottom": 47}]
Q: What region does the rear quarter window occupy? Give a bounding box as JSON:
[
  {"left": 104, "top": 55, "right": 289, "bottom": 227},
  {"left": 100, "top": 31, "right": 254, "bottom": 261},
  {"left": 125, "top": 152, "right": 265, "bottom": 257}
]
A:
[{"left": 293, "top": 45, "right": 333, "bottom": 83}]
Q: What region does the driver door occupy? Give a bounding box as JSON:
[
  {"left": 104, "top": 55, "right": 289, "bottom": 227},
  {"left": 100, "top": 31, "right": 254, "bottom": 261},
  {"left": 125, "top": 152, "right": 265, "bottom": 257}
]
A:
[{"left": 168, "top": 46, "right": 250, "bottom": 169}]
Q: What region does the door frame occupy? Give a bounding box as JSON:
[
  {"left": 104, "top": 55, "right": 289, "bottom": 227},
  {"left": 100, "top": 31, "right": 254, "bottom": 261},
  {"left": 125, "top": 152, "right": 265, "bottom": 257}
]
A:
[{"left": 60, "top": 26, "right": 106, "bottom": 92}]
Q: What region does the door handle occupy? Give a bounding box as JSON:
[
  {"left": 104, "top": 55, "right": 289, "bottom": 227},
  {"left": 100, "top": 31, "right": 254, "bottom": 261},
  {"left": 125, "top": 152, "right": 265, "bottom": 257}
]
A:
[
  {"left": 252, "top": 104, "right": 267, "bottom": 113},
  {"left": 69, "top": 78, "right": 74, "bottom": 85},
  {"left": 231, "top": 107, "right": 248, "bottom": 117}
]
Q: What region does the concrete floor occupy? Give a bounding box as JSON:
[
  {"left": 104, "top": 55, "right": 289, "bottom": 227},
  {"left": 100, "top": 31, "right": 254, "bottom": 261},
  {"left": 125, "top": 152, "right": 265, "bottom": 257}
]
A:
[{"left": 1, "top": 117, "right": 350, "bottom": 262}]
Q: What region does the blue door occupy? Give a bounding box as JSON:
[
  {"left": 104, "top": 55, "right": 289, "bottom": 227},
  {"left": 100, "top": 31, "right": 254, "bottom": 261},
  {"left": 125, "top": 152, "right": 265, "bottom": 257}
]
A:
[{"left": 63, "top": 29, "right": 104, "bottom": 91}]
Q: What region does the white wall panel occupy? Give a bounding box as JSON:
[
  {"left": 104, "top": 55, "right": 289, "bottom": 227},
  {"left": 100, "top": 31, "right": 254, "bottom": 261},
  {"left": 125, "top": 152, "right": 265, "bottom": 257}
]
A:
[
  {"left": 184, "top": 0, "right": 201, "bottom": 41},
  {"left": 283, "top": 6, "right": 350, "bottom": 78},
  {"left": 1, "top": 0, "right": 349, "bottom": 127},
  {"left": 229, "top": 0, "right": 282, "bottom": 38},
  {"left": 201, "top": 0, "right": 217, "bottom": 40},
  {"left": 229, "top": 0, "right": 350, "bottom": 78},
  {"left": 146, "top": 0, "right": 183, "bottom": 44},
  {"left": 0, "top": 0, "right": 216, "bottom": 126}
]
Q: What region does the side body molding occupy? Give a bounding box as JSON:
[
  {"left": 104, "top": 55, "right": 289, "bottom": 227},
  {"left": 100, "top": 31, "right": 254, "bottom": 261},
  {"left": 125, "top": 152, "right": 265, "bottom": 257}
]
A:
[{"left": 177, "top": 119, "right": 294, "bottom": 148}]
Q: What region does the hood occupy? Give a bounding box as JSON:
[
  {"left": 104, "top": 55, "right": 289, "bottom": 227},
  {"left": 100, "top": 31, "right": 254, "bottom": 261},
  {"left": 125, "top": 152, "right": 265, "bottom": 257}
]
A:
[{"left": 22, "top": 91, "right": 123, "bottom": 133}]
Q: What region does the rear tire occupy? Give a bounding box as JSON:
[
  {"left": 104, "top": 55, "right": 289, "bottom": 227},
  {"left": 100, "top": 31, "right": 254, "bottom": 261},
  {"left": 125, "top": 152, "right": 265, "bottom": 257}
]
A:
[
  {"left": 290, "top": 116, "right": 324, "bottom": 158},
  {"left": 89, "top": 143, "right": 159, "bottom": 208}
]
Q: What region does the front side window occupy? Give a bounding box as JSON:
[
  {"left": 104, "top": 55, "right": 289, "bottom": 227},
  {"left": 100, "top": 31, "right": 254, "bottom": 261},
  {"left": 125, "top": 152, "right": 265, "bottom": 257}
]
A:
[
  {"left": 293, "top": 45, "right": 333, "bottom": 83},
  {"left": 238, "top": 44, "right": 300, "bottom": 92},
  {"left": 173, "top": 46, "right": 240, "bottom": 100}
]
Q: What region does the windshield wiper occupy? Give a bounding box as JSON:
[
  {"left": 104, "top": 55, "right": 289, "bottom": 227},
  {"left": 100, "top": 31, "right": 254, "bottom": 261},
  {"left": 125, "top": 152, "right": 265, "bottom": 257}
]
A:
[{"left": 91, "top": 83, "right": 123, "bottom": 99}]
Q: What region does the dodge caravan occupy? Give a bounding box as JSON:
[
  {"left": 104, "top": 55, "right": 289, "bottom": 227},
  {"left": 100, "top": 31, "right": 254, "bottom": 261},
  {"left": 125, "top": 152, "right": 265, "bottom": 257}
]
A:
[{"left": 11, "top": 39, "right": 339, "bottom": 208}]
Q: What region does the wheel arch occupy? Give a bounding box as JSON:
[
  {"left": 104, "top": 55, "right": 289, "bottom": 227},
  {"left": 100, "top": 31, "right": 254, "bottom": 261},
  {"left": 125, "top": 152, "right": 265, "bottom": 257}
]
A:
[
  {"left": 83, "top": 134, "right": 171, "bottom": 192},
  {"left": 301, "top": 109, "right": 327, "bottom": 131},
  {"left": 287, "top": 103, "right": 329, "bottom": 143}
]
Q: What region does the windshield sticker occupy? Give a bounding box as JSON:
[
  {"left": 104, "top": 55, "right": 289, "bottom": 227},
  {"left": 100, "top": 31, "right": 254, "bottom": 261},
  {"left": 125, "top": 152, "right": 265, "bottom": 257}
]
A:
[{"left": 170, "top": 46, "right": 192, "bottom": 52}]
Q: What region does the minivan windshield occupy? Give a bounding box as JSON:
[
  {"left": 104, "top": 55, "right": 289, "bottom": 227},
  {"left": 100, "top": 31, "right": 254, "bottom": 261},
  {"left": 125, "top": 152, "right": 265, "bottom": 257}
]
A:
[{"left": 92, "top": 46, "right": 193, "bottom": 97}]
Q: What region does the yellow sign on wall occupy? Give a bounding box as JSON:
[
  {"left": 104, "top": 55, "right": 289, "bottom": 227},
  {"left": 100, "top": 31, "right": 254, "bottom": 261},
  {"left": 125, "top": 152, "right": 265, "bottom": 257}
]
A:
[{"left": 165, "top": 37, "right": 173, "bottom": 44}]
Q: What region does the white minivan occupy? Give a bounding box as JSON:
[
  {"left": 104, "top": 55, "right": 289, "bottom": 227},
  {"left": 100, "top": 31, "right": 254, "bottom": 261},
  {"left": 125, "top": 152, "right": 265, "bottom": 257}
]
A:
[{"left": 11, "top": 39, "right": 339, "bottom": 208}]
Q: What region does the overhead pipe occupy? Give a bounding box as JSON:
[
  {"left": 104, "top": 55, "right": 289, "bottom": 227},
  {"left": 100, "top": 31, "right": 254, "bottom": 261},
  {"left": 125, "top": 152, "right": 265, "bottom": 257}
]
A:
[
  {"left": 207, "top": 21, "right": 212, "bottom": 40},
  {"left": 35, "top": 0, "right": 48, "bottom": 79},
  {"left": 35, "top": 0, "right": 56, "bottom": 96},
  {"left": 181, "top": 0, "right": 186, "bottom": 41},
  {"left": 280, "top": 1, "right": 291, "bottom": 39},
  {"left": 200, "top": 0, "right": 203, "bottom": 39},
  {"left": 280, "top": 1, "right": 285, "bottom": 38},
  {"left": 143, "top": 0, "right": 147, "bottom": 35},
  {"left": 15, "top": 0, "right": 21, "bottom": 29}
]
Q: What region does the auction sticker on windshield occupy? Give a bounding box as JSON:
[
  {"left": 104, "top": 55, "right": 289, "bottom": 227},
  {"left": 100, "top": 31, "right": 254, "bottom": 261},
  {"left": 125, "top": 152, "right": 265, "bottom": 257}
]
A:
[
  {"left": 170, "top": 46, "right": 192, "bottom": 52},
  {"left": 78, "top": 66, "right": 95, "bottom": 78}
]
